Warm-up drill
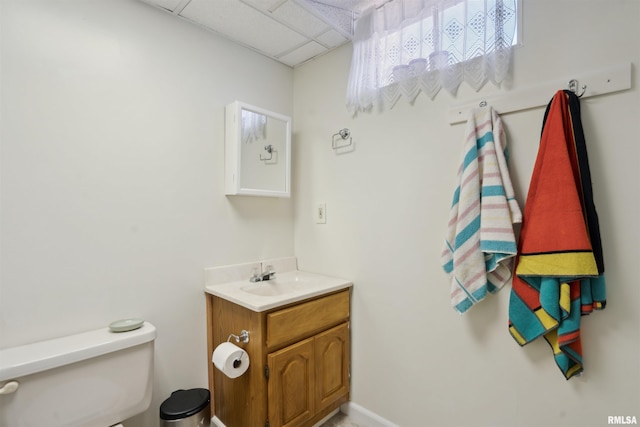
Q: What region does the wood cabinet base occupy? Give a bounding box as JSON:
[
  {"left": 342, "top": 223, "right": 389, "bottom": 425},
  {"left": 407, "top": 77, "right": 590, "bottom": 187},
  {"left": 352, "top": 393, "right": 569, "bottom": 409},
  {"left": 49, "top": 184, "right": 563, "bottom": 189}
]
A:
[{"left": 206, "top": 289, "right": 351, "bottom": 427}]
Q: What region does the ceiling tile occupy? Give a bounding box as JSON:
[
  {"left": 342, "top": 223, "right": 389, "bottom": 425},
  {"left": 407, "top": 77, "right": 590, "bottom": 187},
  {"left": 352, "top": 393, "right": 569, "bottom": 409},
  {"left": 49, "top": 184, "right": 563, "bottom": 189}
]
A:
[
  {"left": 180, "top": 0, "right": 308, "bottom": 57},
  {"left": 271, "top": 1, "right": 329, "bottom": 38},
  {"left": 138, "top": 0, "right": 361, "bottom": 66},
  {"left": 299, "top": 0, "right": 374, "bottom": 13},
  {"left": 139, "top": 0, "right": 185, "bottom": 12},
  {"left": 240, "top": 0, "right": 287, "bottom": 13},
  {"left": 316, "top": 29, "right": 347, "bottom": 48},
  {"left": 295, "top": 0, "right": 361, "bottom": 37},
  {"left": 277, "top": 41, "right": 327, "bottom": 67}
]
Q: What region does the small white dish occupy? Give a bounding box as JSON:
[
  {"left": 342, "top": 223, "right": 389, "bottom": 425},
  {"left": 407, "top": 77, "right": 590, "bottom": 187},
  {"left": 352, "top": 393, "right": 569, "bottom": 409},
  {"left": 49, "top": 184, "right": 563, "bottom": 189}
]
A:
[{"left": 109, "top": 318, "right": 144, "bottom": 333}]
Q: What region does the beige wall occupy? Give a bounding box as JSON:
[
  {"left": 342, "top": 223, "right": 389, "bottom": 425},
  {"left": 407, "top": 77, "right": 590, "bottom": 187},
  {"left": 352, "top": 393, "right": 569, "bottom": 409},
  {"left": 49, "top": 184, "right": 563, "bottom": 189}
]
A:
[
  {"left": 292, "top": 1, "right": 640, "bottom": 426},
  {"left": 0, "top": 0, "right": 293, "bottom": 425}
]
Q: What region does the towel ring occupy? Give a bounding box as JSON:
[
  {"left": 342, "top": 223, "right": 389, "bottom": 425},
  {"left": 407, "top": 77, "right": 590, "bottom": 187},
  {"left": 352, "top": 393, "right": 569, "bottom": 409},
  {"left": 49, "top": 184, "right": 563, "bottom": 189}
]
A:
[
  {"left": 260, "top": 144, "right": 273, "bottom": 161},
  {"left": 332, "top": 128, "right": 352, "bottom": 150}
]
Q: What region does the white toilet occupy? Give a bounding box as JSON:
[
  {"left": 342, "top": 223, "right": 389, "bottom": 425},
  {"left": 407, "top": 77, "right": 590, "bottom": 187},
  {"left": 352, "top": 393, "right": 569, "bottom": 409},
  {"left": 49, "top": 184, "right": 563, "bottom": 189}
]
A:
[{"left": 0, "top": 321, "right": 157, "bottom": 427}]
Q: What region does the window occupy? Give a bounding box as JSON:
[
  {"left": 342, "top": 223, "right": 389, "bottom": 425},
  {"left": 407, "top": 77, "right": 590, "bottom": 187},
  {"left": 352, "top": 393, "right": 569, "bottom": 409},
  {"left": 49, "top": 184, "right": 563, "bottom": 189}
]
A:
[{"left": 346, "top": 0, "right": 520, "bottom": 113}]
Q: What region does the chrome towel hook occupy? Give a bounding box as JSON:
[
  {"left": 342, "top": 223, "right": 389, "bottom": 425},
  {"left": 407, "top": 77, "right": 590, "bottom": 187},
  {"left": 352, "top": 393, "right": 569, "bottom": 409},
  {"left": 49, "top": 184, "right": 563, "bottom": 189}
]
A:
[{"left": 568, "top": 79, "right": 587, "bottom": 97}]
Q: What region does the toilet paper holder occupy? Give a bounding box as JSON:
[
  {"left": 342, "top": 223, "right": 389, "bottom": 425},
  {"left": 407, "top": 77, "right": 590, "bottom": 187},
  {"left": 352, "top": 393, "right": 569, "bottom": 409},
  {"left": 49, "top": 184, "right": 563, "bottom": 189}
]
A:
[{"left": 227, "top": 330, "right": 249, "bottom": 344}]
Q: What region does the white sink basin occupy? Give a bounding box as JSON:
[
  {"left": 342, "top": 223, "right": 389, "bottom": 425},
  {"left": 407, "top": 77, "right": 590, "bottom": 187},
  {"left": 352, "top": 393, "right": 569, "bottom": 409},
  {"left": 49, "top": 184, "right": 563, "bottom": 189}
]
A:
[
  {"left": 241, "top": 281, "right": 307, "bottom": 296},
  {"left": 205, "top": 270, "right": 352, "bottom": 312},
  {"left": 240, "top": 273, "right": 328, "bottom": 296}
]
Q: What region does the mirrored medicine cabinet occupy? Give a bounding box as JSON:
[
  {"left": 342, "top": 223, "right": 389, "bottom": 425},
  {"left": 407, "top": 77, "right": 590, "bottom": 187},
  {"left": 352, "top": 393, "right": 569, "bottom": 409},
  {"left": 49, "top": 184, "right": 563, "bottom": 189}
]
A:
[{"left": 225, "top": 101, "right": 292, "bottom": 198}]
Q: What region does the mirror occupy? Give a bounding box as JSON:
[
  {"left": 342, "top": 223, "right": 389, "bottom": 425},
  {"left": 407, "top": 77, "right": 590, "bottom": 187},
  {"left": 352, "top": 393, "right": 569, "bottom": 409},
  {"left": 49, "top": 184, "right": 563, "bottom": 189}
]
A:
[{"left": 225, "top": 101, "right": 292, "bottom": 197}]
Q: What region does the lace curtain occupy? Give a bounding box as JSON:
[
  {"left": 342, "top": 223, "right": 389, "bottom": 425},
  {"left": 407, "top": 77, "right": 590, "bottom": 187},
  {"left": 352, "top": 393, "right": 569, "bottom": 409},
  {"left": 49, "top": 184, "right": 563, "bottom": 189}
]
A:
[
  {"left": 241, "top": 109, "right": 267, "bottom": 143},
  {"left": 346, "top": 0, "right": 517, "bottom": 113}
]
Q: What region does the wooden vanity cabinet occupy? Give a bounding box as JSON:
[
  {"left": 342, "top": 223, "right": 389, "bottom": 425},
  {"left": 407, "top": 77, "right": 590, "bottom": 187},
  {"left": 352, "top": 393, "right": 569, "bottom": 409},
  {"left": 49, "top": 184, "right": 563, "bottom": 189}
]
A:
[{"left": 206, "top": 289, "right": 350, "bottom": 427}]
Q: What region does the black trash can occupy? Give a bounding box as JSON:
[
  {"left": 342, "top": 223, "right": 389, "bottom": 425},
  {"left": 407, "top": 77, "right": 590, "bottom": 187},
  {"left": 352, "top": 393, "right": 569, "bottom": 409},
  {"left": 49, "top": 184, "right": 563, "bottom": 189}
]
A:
[{"left": 160, "top": 388, "right": 211, "bottom": 427}]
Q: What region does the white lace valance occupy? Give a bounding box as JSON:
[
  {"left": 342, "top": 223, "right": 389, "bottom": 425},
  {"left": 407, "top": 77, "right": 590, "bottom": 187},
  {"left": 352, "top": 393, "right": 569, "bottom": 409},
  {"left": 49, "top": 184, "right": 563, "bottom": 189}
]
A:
[
  {"left": 241, "top": 109, "right": 267, "bottom": 143},
  {"left": 346, "top": 0, "right": 518, "bottom": 113}
]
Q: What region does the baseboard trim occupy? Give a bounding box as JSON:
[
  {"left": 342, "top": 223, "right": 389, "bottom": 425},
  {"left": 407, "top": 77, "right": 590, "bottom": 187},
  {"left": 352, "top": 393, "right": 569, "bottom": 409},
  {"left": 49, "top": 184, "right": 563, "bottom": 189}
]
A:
[
  {"left": 340, "top": 402, "right": 399, "bottom": 427},
  {"left": 312, "top": 408, "right": 340, "bottom": 427},
  {"left": 212, "top": 403, "right": 397, "bottom": 427},
  {"left": 213, "top": 410, "right": 341, "bottom": 427}
]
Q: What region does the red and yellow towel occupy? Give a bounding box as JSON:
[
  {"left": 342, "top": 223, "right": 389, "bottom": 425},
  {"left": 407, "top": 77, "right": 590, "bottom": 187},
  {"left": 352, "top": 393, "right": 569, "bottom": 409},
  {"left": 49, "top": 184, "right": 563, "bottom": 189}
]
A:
[{"left": 508, "top": 90, "right": 606, "bottom": 379}]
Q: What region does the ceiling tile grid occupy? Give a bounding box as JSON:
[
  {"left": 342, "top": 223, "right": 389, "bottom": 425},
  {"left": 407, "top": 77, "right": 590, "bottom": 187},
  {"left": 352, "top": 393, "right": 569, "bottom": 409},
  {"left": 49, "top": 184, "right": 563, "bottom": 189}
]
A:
[
  {"left": 139, "top": 0, "right": 362, "bottom": 67},
  {"left": 271, "top": 1, "right": 330, "bottom": 39},
  {"left": 277, "top": 40, "right": 327, "bottom": 67},
  {"left": 316, "top": 29, "right": 347, "bottom": 48},
  {"left": 180, "top": 0, "right": 308, "bottom": 57},
  {"left": 146, "top": 0, "right": 184, "bottom": 11},
  {"left": 241, "top": 0, "right": 287, "bottom": 12}
]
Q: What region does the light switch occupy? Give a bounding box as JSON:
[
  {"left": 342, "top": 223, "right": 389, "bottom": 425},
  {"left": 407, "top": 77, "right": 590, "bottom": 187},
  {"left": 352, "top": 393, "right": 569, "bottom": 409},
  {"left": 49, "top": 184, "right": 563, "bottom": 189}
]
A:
[{"left": 315, "top": 203, "right": 326, "bottom": 224}]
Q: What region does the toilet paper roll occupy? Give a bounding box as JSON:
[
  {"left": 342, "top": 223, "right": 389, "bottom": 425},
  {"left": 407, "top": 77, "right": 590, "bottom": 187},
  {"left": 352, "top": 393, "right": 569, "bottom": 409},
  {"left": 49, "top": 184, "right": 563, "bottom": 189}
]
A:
[{"left": 212, "top": 342, "right": 250, "bottom": 379}]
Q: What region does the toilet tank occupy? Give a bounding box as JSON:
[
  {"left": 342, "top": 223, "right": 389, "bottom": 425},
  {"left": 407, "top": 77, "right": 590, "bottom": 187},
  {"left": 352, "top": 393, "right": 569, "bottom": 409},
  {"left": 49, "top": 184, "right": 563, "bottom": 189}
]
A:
[{"left": 0, "top": 322, "right": 156, "bottom": 427}]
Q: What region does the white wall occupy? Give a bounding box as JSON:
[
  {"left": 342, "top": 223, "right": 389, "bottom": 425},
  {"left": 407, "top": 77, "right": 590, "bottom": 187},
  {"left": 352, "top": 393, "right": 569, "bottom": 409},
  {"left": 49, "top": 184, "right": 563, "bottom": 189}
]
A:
[
  {"left": 2, "top": 1, "right": 639, "bottom": 426},
  {"left": 0, "top": 0, "right": 293, "bottom": 425},
  {"left": 293, "top": 1, "right": 640, "bottom": 426}
]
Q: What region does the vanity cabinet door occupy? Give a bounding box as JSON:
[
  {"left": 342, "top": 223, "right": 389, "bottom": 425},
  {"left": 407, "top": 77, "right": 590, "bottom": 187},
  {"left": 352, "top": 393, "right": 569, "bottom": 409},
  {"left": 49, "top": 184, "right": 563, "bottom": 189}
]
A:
[
  {"left": 315, "top": 322, "right": 350, "bottom": 413},
  {"left": 268, "top": 338, "right": 315, "bottom": 427}
]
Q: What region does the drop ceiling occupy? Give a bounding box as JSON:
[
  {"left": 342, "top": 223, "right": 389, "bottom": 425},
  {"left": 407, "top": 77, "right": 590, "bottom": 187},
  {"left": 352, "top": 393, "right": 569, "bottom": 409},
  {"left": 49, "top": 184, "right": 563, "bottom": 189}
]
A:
[{"left": 138, "top": 0, "right": 380, "bottom": 67}]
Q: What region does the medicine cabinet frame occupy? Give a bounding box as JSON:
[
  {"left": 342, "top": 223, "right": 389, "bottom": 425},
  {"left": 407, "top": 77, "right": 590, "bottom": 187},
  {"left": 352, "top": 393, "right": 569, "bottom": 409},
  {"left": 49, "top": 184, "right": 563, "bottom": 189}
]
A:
[{"left": 225, "top": 101, "right": 292, "bottom": 198}]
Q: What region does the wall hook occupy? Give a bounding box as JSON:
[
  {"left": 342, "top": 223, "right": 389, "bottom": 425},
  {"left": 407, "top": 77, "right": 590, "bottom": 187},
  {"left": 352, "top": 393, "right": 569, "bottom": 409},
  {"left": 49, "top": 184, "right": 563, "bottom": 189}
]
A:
[
  {"left": 568, "top": 79, "right": 587, "bottom": 97},
  {"left": 332, "top": 128, "right": 352, "bottom": 150}
]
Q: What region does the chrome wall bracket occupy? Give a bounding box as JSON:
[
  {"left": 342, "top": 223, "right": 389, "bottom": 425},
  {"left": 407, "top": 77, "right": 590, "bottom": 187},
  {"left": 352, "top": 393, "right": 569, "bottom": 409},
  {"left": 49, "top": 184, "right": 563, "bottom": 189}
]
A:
[{"left": 227, "top": 330, "right": 249, "bottom": 344}]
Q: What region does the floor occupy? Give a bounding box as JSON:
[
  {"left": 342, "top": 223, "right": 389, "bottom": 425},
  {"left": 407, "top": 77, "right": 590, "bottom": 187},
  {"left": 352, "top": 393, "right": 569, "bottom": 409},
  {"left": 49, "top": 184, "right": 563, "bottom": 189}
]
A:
[{"left": 320, "top": 412, "right": 360, "bottom": 427}]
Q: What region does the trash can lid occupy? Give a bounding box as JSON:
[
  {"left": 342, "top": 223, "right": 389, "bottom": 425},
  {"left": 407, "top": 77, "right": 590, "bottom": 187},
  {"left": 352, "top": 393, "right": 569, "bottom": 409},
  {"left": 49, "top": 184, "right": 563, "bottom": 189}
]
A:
[{"left": 160, "top": 388, "right": 210, "bottom": 420}]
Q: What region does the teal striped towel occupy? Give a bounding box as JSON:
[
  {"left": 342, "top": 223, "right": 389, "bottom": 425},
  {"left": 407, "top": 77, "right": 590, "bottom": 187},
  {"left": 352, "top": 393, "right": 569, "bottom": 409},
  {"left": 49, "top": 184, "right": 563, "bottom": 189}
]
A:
[{"left": 442, "top": 107, "right": 522, "bottom": 314}]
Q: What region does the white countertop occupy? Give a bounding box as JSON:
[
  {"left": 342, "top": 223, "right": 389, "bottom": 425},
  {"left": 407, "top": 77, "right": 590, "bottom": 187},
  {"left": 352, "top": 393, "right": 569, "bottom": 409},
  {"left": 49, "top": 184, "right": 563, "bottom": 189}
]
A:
[{"left": 204, "top": 270, "right": 352, "bottom": 312}]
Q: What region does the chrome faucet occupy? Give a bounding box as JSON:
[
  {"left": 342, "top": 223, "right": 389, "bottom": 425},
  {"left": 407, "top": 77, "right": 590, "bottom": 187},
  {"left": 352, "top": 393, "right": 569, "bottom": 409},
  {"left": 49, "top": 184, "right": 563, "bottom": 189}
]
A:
[{"left": 249, "top": 265, "right": 276, "bottom": 282}]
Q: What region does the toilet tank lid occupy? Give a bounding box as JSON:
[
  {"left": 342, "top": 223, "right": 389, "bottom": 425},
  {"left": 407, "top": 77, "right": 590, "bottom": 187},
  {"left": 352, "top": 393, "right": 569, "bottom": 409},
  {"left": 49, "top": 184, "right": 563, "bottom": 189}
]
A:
[{"left": 0, "top": 322, "right": 157, "bottom": 382}]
